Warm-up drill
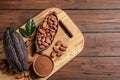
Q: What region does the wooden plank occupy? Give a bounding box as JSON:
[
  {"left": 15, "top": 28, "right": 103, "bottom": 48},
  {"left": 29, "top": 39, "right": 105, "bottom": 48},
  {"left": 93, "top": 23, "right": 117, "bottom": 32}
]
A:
[
  {"left": 0, "top": 33, "right": 119, "bottom": 57},
  {"left": 0, "top": 10, "right": 120, "bottom": 35},
  {"left": 48, "top": 57, "right": 120, "bottom": 80},
  {"left": 1, "top": 0, "right": 120, "bottom": 9},
  {"left": 80, "top": 33, "right": 120, "bottom": 57}
]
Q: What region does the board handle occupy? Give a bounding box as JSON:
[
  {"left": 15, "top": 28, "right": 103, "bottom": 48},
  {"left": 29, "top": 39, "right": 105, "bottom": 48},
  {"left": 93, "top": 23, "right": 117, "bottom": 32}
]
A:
[
  {"left": 59, "top": 20, "right": 73, "bottom": 38},
  {"left": 58, "top": 17, "right": 81, "bottom": 38}
]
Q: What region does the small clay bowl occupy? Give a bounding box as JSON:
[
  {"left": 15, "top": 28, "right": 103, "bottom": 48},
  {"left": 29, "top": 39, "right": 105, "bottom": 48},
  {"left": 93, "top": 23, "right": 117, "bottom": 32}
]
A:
[{"left": 33, "top": 55, "right": 54, "bottom": 77}]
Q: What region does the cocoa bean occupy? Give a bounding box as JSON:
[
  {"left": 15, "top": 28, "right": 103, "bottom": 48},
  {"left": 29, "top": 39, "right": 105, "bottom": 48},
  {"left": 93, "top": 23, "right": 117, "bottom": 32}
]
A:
[
  {"left": 57, "top": 52, "right": 63, "bottom": 57},
  {"left": 50, "top": 51, "right": 56, "bottom": 58},
  {"left": 54, "top": 20, "right": 58, "bottom": 26},
  {"left": 59, "top": 46, "right": 66, "bottom": 51},
  {"left": 42, "top": 42, "right": 49, "bottom": 47},
  {"left": 1, "top": 67, "right": 8, "bottom": 74},
  {"left": 37, "top": 40, "right": 42, "bottom": 45},
  {"left": 42, "top": 22, "right": 47, "bottom": 28},
  {"left": 50, "top": 37, "right": 54, "bottom": 41},
  {"left": 55, "top": 40, "right": 62, "bottom": 46},
  {"left": 24, "top": 77, "right": 29, "bottom": 80},
  {"left": 41, "top": 37, "right": 46, "bottom": 42},
  {"left": 51, "top": 17, "right": 56, "bottom": 22},
  {"left": 47, "top": 33, "right": 51, "bottom": 37},
  {"left": 46, "top": 37, "right": 51, "bottom": 44},
  {"left": 53, "top": 25, "right": 58, "bottom": 30},
  {"left": 0, "top": 63, "right": 6, "bottom": 70},
  {"left": 53, "top": 46, "right": 59, "bottom": 53},
  {"left": 37, "top": 37, "right": 41, "bottom": 41},
  {"left": 39, "top": 45, "right": 45, "bottom": 49},
  {"left": 24, "top": 71, "right": 30, "bottom": 77},
  {"left": 25, "top": 40, "right": 31, "bottom": 47},
  {"left": 51, "top": 32, "right": 55, "bottom": 37},
  {"left": 61, "top": 43, "right": 68, "bottom": 48},
  {"left": 39, "top": 29, "right": 45, "bottom": 34},
  {"left": 41, "top": 51, "right": 46, "bottom": 55},
  {"left": 36, "top": 32, "right": 41, "bottom": 37},
  {"left": 16, "top": 73, "right": 24, "bottom": 79}
]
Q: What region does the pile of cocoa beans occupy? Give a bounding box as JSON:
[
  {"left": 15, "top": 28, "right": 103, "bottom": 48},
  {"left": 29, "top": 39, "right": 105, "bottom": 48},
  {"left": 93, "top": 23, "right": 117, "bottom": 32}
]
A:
[
  {"left": 36, "top": 12, "right": 58, "bottom": 52},
  {"left": 50, "top": 40, "right": 68, "bottom": 58},
  {"left": 0, "top": 59, "right": 16, "bottom": 75}
]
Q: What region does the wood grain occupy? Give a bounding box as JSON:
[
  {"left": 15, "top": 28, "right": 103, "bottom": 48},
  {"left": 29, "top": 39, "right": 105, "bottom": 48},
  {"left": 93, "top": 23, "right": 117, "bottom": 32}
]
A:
[
  {"left": 48, "top": 57, "right": 120, "bottom": 80},
  {"left": 1, "top": 0, "right": 120, "bottom": 9},
  {"left": 80, "top": 33, "right": 120, "bottom": 57},
  {"left": 0, "top": 10, "right": 120, "bottom": 36}
]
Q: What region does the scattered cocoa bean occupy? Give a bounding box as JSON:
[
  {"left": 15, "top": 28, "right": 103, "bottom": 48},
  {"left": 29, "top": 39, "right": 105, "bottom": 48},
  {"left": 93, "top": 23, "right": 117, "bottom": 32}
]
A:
[
  {"left": 61, "top": 43, "right": 68, "bottom": 48},
  {"left": 0, "top": 63, "right": 6, "bottom": 70},
  {"left": 53, "top": 46, "right": 59, "bottom": 53},
  {"left": 28, "top": 76, "right": 33, "bottom": 80},
  {"left": 57, "top": 52, "right": 63, "bottom": 57},
  {"left": 0, "top": 59, "right": 4, "bottom": 64},
  {"left": 55, "top": 40, "right": 62, "bottom": 46},
  {"left": 28, "top": 62, "right": 32, "bottom": 69},
  {"left": 29, "top": 37, "right": 34, "bottom": 41},
  {"left": 50, "top": 51, "right": 56, "bottom": 58},
  {"left": 24, "top": 77, "right": 29, "bottom": 80},
  {"left": 25, "top": 37, "right": 34, "bottom": 47},
  {"left": 24, "top": 71, "right": 30, "bottom": 77},
  {"left": 59, "top": 46, "right": 66, "bottom": 51},
  {"left": 1, "top": 66, "right": 8, "bottom": 74},
  {"left": 16, "top": 73, "right": 23, "bottom": 79},
  {"left": 7, "top": 71, "right": 15, "bottom": 76},
  {"left": 50, "top": 40, "right": 68, "bottom": 58},
  {"left": 41, "top": 51, "right": 46, "bottom": 55},
  {"left": 25, "top": 40, "right": 31, "bottom": 47}
]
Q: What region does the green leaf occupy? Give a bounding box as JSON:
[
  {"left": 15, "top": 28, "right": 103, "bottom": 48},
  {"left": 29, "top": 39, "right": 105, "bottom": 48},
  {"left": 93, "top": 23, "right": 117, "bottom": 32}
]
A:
[
  {"left": 26, "top": 19, "right": 36, "bottom": 35},
  {"left": 19, "top": 28, "right": 29, "bottom": 38},
  {"left": 19, "top": 18, "right": 36, "bottom": 38}
]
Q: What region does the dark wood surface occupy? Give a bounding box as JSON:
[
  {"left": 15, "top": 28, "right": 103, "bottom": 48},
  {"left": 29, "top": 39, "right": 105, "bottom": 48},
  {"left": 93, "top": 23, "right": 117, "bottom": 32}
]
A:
[{"left": 0, "top": 0, "right": 120, "bottom": 80}]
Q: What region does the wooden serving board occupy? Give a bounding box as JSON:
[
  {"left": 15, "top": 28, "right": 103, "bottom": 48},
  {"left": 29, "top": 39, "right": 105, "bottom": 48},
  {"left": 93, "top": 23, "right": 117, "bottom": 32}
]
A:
[{"left": 0, "top": 8, "right": 84, "bottom": 80}]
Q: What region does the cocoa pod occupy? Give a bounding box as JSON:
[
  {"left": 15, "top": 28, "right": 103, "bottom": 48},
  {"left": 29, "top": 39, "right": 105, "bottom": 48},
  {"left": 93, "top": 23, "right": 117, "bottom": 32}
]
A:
[{"left": 3, "top": 27, "right": 28, "bottom": 72}]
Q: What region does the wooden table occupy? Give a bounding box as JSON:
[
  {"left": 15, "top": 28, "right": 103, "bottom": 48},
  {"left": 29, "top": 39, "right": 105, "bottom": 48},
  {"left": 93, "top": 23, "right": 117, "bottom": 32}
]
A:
[{"left": 0, "top": 0, "right": 120, "bottom": 80}]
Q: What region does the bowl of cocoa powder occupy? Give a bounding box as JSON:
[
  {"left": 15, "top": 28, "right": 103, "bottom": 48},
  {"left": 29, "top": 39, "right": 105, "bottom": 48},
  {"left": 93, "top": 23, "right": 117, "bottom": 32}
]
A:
[{"left": 33, "top": 55, "right": 54, "bottom": 77}]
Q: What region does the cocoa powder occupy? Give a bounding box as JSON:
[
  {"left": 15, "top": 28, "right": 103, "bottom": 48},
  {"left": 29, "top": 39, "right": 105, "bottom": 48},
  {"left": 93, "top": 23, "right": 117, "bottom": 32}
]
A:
[{"left": 33, "top": 55, "right": 54, "bottom": 77}]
